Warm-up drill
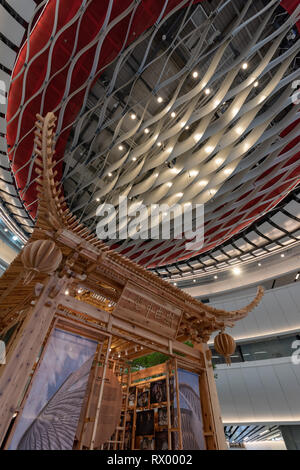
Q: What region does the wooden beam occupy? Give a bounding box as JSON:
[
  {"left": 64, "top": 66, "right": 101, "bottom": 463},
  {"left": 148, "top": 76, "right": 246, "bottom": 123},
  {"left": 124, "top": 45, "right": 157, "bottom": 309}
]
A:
[
  {"left": 58, "top": 296, "right": 202, "bottom": 361},
  {"left": 131, "top": 363, "right": 166, "bottom": 382}
]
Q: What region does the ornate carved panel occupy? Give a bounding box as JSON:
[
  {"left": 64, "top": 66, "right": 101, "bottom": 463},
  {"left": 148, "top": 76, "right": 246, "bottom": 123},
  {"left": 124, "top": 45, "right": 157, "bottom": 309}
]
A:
[{"left": 115, "top": 281, "right": 183, "bottom": 339}]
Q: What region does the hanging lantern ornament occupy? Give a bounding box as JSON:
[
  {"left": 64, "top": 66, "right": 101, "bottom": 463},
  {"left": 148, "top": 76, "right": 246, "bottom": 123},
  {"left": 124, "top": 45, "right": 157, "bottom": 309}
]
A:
[
  {"left": 21, "top": 239, "right": 63, "bottom": 285},
  {"left": 214, "top": 330, "right": 236, "bottom": 366}
]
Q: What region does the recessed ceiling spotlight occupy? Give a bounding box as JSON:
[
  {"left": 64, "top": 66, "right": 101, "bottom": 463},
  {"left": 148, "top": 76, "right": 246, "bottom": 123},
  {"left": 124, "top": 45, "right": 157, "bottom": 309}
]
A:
[
  {"left": 157, "top": 96, "right": 163, "bottom": 103},
  {"left": 204, "top": 88, "right": 211, "bottom": 95},
  {"left": 185, "top": 125, "right": 190, "bottom": 130},
  {"left": 118, "top": 145, "right": 124, "bottom": 151},
  {"left": 144, "top": 128, "right": 150, "bottom": 134},
  {"left": 210, "top": 189, "right": 217, "bottom": 195},
  {"left": 65, "top": 289, "right": 69, "bottom": 296},
  {"left": 242, "top": 62, "right": 248, "bottom": 70},
  {"left": 233, "top": 267, "right": 241, "bottom": 275},
  {"left": 13, "top": 236, "right": 18, "bottom": 241},
  {"left": 171, "top": 112, "right": 176, "bottom": 118},
  {"left": 96, "top": 198, "right": 100, "bottom": 202},
  {"left": 180, "top": 122, "right": 186, "bottom": 128},
  {"left": 189, "top": 170, "right": 199, "bottom": 177},
  {"left": 132, "top": 157, "right": 137, "bottom": 161},
  {"left": 281, "top": 253, "right": 285, "bottom": 258},
  {"left": 253, "top": 80, "right": 259, "bottom": 87},
  {"left": 215, "top": 158, "right": 223, "bottom": 165},
  {"left": 4, "top": 228, "right": 8, "bottom": 232},
  {"left": 130, "top": 113, "right": 136, "bottom": 120},
  {"left": 192, "top": 71, "right": 198, "bottom": 78},
  {"left": 167, "top": 182, "right": 173, "bottom": 187},
  {"left": 214, "top": 275, "right": 218, "bottom": 279},
  {"left": 199, "top": 180, "right": 208, "bottom": 186},
  {"left": 108, "top": 172, "right": 112, "bottom": 177},
  {"left": 235, "top": 126, "right": 243, "bottom": 134},
  {"left": 296, "top": 273, "right": 299, "bottom": 280},
  {"left": 205, "top": 145, "right": 214, "bottom": 153},
  {"left": 157, "top": 141, "right": 162, "bottom": 147},
  {"left": 258, "top": 262, "right": 261, "bottom": 267},
  {"left": 224, "top": 168, "right": 232, "bottom": 175},
  {"left": 167, "top": 147, "right": 173, "bottom": 154},
  {"left": 194, "top": 133, "right": 202, "bottom": 142},
  {"left": 193, "top": 279, "right": 196, "bottom": 282},
  {"left": 174, "top": 282, "right": 177, "bottom": 286}
]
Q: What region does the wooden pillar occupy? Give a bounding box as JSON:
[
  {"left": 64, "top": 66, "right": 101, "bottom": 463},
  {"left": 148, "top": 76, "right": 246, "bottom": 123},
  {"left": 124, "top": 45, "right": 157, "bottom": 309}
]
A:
[
  {"left": 196, "top": 342, "right": 227, "bottom": 450},
  {"left": 90, "top": 336, "right": 112, "bottom": 450},
  {"left": 165, "top": 362, "right": 172, "bottom": 450},
  {"left": 174, "top": 358, "right": 183, "bottom": 450},
  {"left": 0, "top": 275, "right": 67, "bottom": 447},
  {"left": 131, "top": 386, "right": 137, "bottom": 450},
  {"left": 77, "top": 343, "right": 104, "bottom": 449}
]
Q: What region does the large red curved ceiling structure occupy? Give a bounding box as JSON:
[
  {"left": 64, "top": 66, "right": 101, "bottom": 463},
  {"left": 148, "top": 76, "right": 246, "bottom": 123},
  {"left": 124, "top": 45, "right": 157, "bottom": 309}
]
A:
[
  {"left": 6, "top": 0, "right": 300, "bottom": 268},
  {"left": 7, "top": 0, "right": 204, "bottom": 213}
]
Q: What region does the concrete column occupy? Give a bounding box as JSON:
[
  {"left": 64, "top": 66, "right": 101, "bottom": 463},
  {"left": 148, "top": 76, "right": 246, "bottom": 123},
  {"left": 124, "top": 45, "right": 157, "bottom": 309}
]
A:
[{"left": 279, "top": 425, "right": 300, "bottom": 450}]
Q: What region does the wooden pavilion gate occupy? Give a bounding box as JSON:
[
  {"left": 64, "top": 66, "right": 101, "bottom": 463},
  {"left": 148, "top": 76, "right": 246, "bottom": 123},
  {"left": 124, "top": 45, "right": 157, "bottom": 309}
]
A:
[{"left": 0, "top": 113, "right": 264, "bottom": 450}]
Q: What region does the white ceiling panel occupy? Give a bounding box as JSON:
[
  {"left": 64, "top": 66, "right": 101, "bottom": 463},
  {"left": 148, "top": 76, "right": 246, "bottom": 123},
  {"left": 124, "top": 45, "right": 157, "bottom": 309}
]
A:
[
  {"left": 0, "top": 40, "right": 16, "bottom": 70},
  {"left": 217, "top": 359, "right": 300, "bottom": 424},
  {"left": 0, "top": 5, "right": 25, "bottom": 47},
  {"left": 6, "top": 0, "right": 36, "bottom": 23}
]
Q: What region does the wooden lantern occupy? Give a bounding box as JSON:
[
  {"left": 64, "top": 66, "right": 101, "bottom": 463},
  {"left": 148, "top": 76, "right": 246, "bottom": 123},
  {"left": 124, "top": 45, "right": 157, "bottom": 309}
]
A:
[
  {"left": 21, "top": 239, "right": 63, "bottom": 285},
  {"left": 214, "top": 331, "right": 236, "bottom": 365}
]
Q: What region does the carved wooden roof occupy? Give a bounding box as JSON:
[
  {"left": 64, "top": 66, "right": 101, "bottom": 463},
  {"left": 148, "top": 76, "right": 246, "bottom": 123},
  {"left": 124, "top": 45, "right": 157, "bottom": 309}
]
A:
[{"left": 0, "top": 113, "right": 264, "bottom": 342}]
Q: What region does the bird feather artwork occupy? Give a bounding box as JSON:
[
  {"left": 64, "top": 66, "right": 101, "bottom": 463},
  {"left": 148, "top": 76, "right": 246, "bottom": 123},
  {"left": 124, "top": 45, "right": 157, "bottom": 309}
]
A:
[{"left": 16, "top": 356, "right": 94, "bottom": 450}]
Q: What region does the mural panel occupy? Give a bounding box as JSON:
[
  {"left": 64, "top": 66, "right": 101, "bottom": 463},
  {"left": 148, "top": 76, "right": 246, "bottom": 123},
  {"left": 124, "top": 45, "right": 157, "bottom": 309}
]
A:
[
  {"left": 9, "top": 328, "right": 97, "bottom": 450},
  {"left": 175, "top": 369, "right": 205, "bottom": 450}
]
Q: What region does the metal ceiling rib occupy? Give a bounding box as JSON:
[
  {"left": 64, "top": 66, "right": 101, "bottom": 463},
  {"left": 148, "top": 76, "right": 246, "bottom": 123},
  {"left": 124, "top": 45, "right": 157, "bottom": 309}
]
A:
[
  {"left": 60, "top": 0, "right": 299, "bottom": 268},
  {"left": 224, "top": 424, "right": 282, "bottom": 446},
  {"left": 154, "top": 186, "right": 300, "bottom": 281}
]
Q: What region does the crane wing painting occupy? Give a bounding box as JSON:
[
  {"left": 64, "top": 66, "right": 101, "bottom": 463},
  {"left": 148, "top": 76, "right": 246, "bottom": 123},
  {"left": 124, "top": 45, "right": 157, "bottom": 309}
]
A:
[{"left": 9, "top": 328, "right": 97, "bottom": 450}]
